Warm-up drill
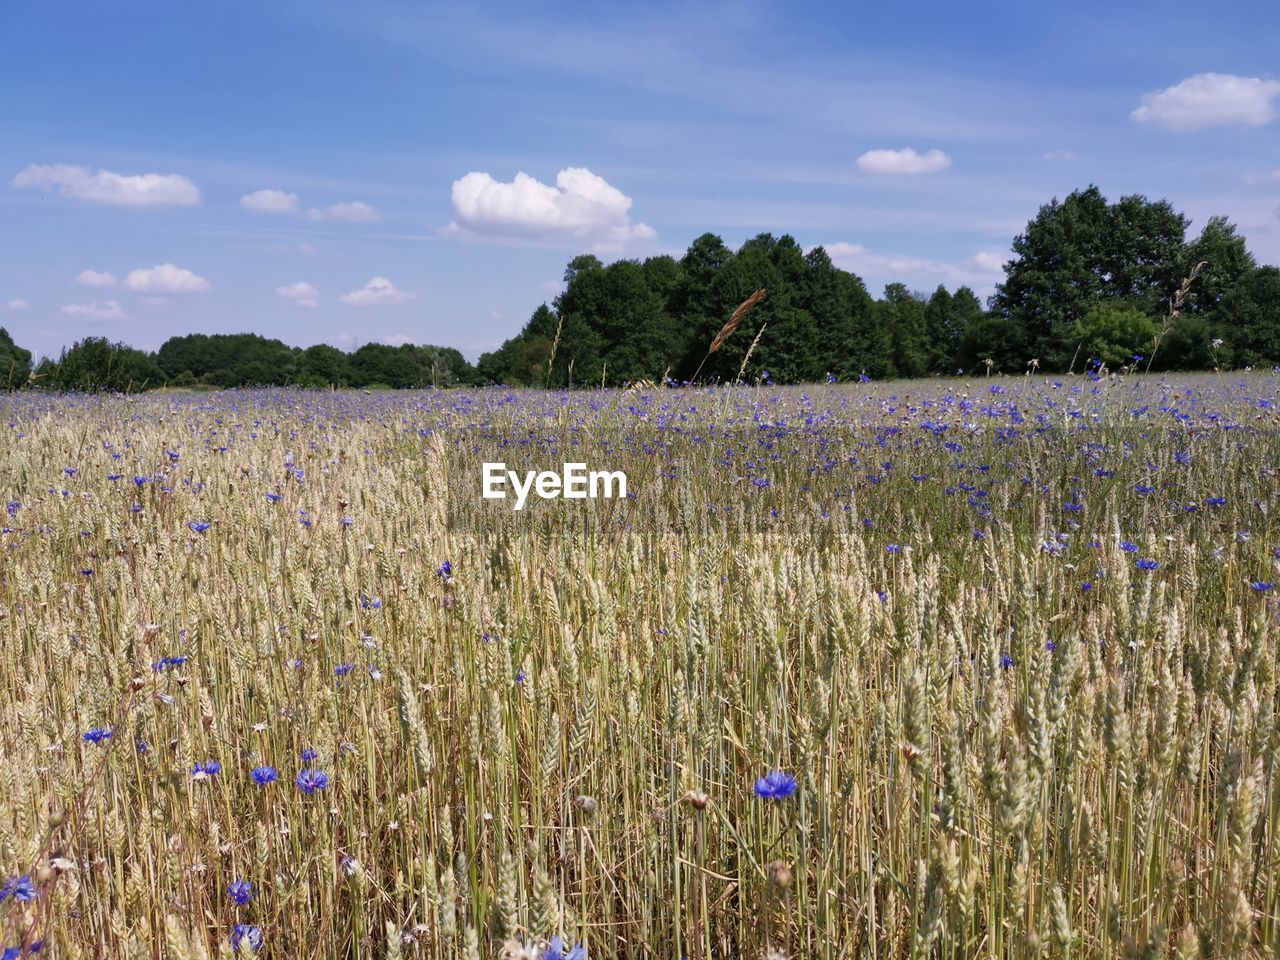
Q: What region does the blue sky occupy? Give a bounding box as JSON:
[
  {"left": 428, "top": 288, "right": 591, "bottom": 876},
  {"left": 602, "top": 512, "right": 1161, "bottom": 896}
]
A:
[{"left": 2, "top": 0, "right": 1278, "bottom": 362}]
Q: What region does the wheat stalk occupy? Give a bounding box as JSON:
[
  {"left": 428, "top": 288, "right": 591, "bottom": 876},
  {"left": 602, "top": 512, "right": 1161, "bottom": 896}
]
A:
[{"left": 689, "top": 288, "right": 766, "bottom": 384}]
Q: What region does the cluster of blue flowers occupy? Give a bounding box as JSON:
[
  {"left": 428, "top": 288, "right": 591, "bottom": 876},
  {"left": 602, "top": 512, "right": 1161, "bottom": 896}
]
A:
[
  {"left": 0, "top": 875, "right": 36, "bottom": 903},
  {"left": 753, "top": 770, "right": 798, "bottom": 800}
]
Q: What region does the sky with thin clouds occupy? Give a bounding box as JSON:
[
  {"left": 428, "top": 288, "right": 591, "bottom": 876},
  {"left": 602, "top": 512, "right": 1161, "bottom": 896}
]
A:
[{"left": 2, "top": 0, "right": 1278, "bottom": 362}]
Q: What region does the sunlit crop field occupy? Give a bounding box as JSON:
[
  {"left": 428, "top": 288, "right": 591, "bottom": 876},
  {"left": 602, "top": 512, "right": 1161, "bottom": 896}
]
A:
[{"left": 1, "top": 374, "right": 1278, "bottom": 959}]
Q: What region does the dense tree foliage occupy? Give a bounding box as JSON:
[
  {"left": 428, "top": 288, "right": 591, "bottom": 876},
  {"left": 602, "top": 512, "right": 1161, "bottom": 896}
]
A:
[
  {"left": 3, "top": 185, "right": 1277, "bottom": 391},
  {"left": 990, "top": 186, "right": 1190, "bottom": 369},
  {"left": 0, "top": 328, "right": 32, "bottom": 389},
  {"left": 474, "top": 189, "right": 1273, "bottom": 384},
  {"left": 36, "top": 338, "right": 164, "bottom": 392}
]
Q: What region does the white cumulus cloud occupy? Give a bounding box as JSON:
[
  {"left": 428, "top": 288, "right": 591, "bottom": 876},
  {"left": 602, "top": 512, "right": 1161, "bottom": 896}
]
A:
[
  {"left": 276, "top": 281, "right": 319, "bottom": 308},
  {"left": 856, "top": 148, "right": 952, "bottom": 175},
  {"left": 340, "top": 277, "right": 415, "bottom": 307},
  {"left": 61, "top": 299, "right": 127, "bottom": 320},
  {"left": 448, "top": 167, "right": 655, "bottom": 242},
  {"left": 125, "top": 263, "right": 209, "bottom": 293},
  {"left": 75, "top": 269, "right": 117, "bottom": 288},
  {"left": 12, "top": 164, "right": 200, "bottom": 206},
  {"left": 308, "top": 201, "right": 379, "bottom": 222},
  {"left": 7, "top": 298, "right": 28, "bottom": 311},
  {"left": 242, "top": 189, "right": 300, "bottom": 213},
  {"left": 1131, "top": 73, "right": 1280, "bottom": 131}
]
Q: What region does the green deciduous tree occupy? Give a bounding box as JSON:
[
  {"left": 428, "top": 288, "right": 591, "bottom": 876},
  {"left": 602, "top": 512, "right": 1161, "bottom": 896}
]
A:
[
  {"left": 47, "top": 338, "right": 163, "bottom": 391},
  {"left": 1070, "top": 303, "right": 1159, "bottom": 369},
  {"left": 993, "top": 186, "right": 1189, "bottom": 369},
  {"left": 1217, "top": 266, "right": 1280, "bottom": 367},
  {"left": 0, "top": 328, "right": 32, "bottom": 389}
]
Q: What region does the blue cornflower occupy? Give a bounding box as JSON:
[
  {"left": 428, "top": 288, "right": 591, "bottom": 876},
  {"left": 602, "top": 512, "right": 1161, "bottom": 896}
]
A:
[
  {"left": 1081, "top": 582, "right": 1093, "bottom": 591},
  {"left": 1136, "top": 558, "right": 1159, "bottom": 572},
  {"left": 228, "top": 880, "right": 254, "bottom": 905},
  {"left": 133, "top": 475, "right": 149, "bottom": 486},
  {"left": 1119, "top": 541, "right": 1138, "bottom": 553},
  {"left": 437, "top": 559, "right": 452, "bottom": 579},
  {"left": 885, "top": 544, "right": 901, "bottom": 555},
  {"left": 753, "top": 770, "right": 798, "bottom": 800},
  {"left": 266, "top": 492, "right": 281, "bottom": 503},
  {"left": 5, "top": 501, "right": 18, "bottom": 517},
  {"left": 1251, "top": 581, "right": 1274, "bottom": 592},
  {"left": 230, "top": 924, "right": 262, "bottom": 953},
  {"left": 300, "top": 747, "right": 318, "bottom": 762},
  {"left": 192, "top": 760, "right": 221, "bottom": 777},
  {"left": 1206, "top": 497, "right": 1226, "bottom": 507},
  {"left": 250, "top": 766, "right": 278, "bottom": 786},
  {"left": 2, "top": 946, "right": 18, "bottom": 960},
  {"left": 1000, "top": 653, "right": 1015, "bottom": 670},
  {"left": 82, "top": 727, "right": 113, "bottom": 744},
  {"left": 188, "top": 520, "right": 210, "bottom": 533},
  {"left": 360, "top": 595, "right": 382, "bottom": 610},
  {"left": 0, "top": 875, "right": 36, "bottom": 903},
  {"left": 137, "top": 739, "right": 148, "bottom": 754},
  {"left": 334, "top": 663, "right": 355, "bottom": 677},
  {"left": 541, "top": 937, "right": 587, "bottom": 960},
  {"left": 295, "top": 768, "right": 330, "bottom": 794},
  {"left": 973, "top": 530, "right": 985, "bottom": 540}
]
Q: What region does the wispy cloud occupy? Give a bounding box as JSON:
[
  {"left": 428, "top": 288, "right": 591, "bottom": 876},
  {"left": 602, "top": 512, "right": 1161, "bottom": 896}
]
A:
[
  {"left": 308, "top": 201, "right": 379, "bottom": 222},
  {"left": 61, "top": 299, "right": 127, "bottom": 320},
  {"left": 276, "top": 281, "right": 319, "bottom": 308},
  {"left": 13, "top": 164, "right": 200, "bottom": 206},
  {"left": 822, "top": 241, "right": 1006, "bottom": 293},
  {"left": 242, "top": 189, "right": 300, "bottom": 213},
  {"left": 341, "top": 277, "right": 415, "bottom": 306},
  {"left": 75, "top": 270, "right": 117, "bottom": 288},
  {"left": 6, "top": 298, "right": 28, "bottom": 311}
]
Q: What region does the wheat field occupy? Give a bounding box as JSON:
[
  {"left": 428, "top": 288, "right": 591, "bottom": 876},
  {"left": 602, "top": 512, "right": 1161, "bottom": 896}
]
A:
[{"left": 0, "top": 374, "right": 1278, "bottom": 959}]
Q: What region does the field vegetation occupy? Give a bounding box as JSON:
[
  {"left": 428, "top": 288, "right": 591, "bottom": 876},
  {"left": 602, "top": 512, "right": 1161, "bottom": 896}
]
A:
[{"left": 1, "top": 371, "right": 1279, "bottom": 958}]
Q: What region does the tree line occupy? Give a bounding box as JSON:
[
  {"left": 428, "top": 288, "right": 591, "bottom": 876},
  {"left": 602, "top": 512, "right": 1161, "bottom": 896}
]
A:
[
  {"left": 5, "top": 184, "right": 1278, "bottom": 391},
  {"left": 479, "top": 185, "right": 1276, "bottom": 384},
  {"left": 17, "top": 335, "right": 476, "bottom": 392}
]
